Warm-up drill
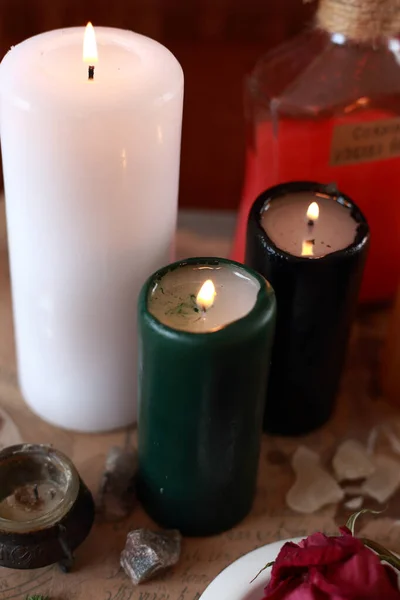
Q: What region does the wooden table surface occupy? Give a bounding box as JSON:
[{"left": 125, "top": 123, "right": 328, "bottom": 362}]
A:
[{"left": 0, "top": 210, "right": 398, "bottom": 600}]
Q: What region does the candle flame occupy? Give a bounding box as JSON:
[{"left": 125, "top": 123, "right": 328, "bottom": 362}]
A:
[
  {"left": 196, "top": 280, "right": 216, "bottom": 312},
  {"left": 306, "top": 201, "right": 319, "bottom": 223},
  {"left": 83, "top": 22, "right": 98, "bottom": 63},
  {"left": 301, "top": 240, "right": 314, "bottom": 257}
]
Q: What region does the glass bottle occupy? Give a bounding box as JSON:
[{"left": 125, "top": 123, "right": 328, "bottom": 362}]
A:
[{"left": 233, "top": 0, "right": 400, "bottom": 302}]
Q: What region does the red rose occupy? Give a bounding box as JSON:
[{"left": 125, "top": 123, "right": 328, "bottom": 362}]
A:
[{"left": 262, "top": 527, "right": 400, "bottom": 599}]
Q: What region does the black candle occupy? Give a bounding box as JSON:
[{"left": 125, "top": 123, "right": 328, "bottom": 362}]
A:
[
  {"left": 0, "top": 444, "right": 94, "bottom": 570},
  {"left": 246, "top": 181, "right": 370, "bottom": 435}
]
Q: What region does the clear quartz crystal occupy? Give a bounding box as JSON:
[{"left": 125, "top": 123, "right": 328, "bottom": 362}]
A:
[{"left": 96, "top": 446, "right": 137, "bottom": 522}]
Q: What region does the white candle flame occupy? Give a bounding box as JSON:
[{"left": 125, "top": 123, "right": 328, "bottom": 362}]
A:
[
  {"left": 83, "top": 22, "right": 98, "bottom": 63},
  {"left": 196, "top": 279, "right": 216, "bottom": 312},
  {"left": 306, "top": 201, "right": 319, "bottom": 223},
  {"left": 301, "top": 240, "right": 314, "bottom": 257}
]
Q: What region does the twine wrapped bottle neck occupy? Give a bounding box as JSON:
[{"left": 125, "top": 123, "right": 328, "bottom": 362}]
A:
[{"left": 316, "top": 0, "right": 400, "bottom": 43}]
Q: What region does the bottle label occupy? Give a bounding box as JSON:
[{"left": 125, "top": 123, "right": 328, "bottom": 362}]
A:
[{"left": 330, "top": 117, "right": 400, "bottom": 166}]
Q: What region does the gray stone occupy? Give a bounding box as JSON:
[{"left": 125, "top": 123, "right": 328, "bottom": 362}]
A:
[{"left": 120, "top": 529, "right": 182, "bottom": 585}]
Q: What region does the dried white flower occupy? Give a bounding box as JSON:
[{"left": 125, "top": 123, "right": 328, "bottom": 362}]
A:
[
  {"left": 361, "top": 454, "right": 400, "bottom": 503},
  {"left": 344, "top": 496, "right": 364, "bottom": 511},
  {"left": 333, "top": 440, "right": 375, "bottom": 482},
  {"left": 286, "top": 446, "right": 344, "bottom": 514}
]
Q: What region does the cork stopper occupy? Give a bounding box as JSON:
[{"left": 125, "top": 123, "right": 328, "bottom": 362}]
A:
[{"left": 316, "top": 0, "right": 400, "bottom": 43}]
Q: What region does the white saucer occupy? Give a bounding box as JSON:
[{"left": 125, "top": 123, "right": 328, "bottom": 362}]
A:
[{"left": 200, "top": 538, "right": 302, "bottom": 600}]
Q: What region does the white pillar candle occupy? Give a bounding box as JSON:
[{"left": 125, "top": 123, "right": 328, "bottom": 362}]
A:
[
  {"left": 148, "top": 263, "right": 260, "bottom": 332},
  {"left": 0, "top": 26, "right": 184, "bottom": 432},
  {"left": 261, "top": 191, "right": 358, "bottom": 258}
]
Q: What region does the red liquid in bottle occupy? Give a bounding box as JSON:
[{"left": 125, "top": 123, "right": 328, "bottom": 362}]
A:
[{"left": 233, "top": 30, "right": 400, "bottom": 302}]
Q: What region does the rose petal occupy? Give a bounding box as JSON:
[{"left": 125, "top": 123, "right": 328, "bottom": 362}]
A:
[
  {"left": 263, "top": 578, "right": 329, "bottom": 600},
  {"left": 262, "top": 577, "right": 300, "bottom": 599},
  {"left": 338, "top": 526, "right": 352, "bottom": 536},
  {"left": 385, "top": 564, "right": 400, "bottom": 590},
  {"left": 307, "top": 568, "right": 349, "bottom": 599},
  {"left": 275, "top": 533, "right": 363, "bottom": 566},
  {"left": 263, "top": 578, "right": 347, "bottom": 600},
  {"left": 261, "top": 524, "right": 400, "bottom": 599},
  {"left": 324, "top": 548, "right": 400, "bottom": 598},
  {"left": 266, "top": 535, "right": 364, "bottom": 593}
]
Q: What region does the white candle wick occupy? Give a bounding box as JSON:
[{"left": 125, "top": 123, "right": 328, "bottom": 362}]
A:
[{"left": 83, "top": 22, "right": 98, "bottom": 80}]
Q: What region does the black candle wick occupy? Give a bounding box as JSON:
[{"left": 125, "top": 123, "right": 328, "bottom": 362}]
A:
[
  {"left": 307, "top": 219, "right": 314, "bottom": 227},
  {"left": 33, "top": 483, "right": 39, "bottom": 501},
  {"left": 88, "top": 65, "right": 95, "bottom": 80}
]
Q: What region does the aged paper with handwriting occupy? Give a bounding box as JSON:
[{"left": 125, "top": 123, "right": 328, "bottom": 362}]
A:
[{"left": 0, "top": 237, "right": 397, "bottom": 599}]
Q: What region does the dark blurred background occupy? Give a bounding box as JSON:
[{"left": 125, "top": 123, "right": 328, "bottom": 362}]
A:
[{"left": 0, "top": 0, "right": 316, "bottom": 209}]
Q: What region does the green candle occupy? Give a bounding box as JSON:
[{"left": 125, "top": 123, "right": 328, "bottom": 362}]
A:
[{"left": 137, "top": 257, "right": 276, "bottom": 536}]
